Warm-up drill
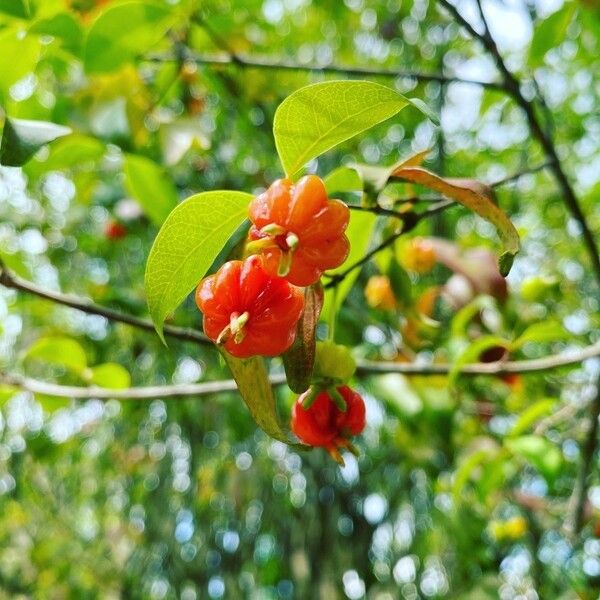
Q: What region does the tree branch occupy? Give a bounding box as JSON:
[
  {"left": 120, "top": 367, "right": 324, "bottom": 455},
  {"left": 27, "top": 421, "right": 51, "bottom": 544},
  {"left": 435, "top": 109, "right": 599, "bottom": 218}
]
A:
[
  {"left": 2, "top": 341, "right": 598, "bottom": 400},
  {"left": 438, "top": 0, "right": 600, "bottom": 539},
  {"left": 0, "top": 264, "right": 211, "bottom": 347},
  {"left": 437, "top": 0, "right": 600, "bottom": 289},
  {"left": 144, "top": 52, "right": 504, "bottom": 91},
  {"left": 325, "top": 200, "right": 456, "bottom": 289}
]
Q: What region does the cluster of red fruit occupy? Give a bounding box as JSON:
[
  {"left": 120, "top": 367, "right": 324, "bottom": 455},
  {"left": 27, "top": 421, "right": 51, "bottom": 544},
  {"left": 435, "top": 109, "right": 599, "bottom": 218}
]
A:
[{"left": 195, "top": 175, "right": 366, "bottom": 460}]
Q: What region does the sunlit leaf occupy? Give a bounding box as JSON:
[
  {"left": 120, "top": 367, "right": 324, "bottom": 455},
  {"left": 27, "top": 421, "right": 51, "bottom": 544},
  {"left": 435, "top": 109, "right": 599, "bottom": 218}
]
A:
[
  {"left": 124, "top": 154, "right": 178, "bottom": 226},
  {"left": 0, "top": 118, "right": 71, "bottom": 167},
  {"left": 25, "top": 336, "right": 87, "bottom": 374},
  {"left": 145, "top": 191, "right": 253, "bottom": 342},
  {"left": 392, "top": 167, "right": 520, "bottom": 275},
  {"left": 505, "top": 435, "right": 563, "bottom": 484},
  {"left": 0, "top": 29, "right": 41, "bottom": 99},
  {"left": 453, "top": 447, "right": 498, "bottom": 505},
  {"left": 509, "top": 399, "right": 556, "bottom": 437},
  {"left": 323, "top": 166, "right": 362, "bottom": 195},
  {"left": 88, "top": 363, "right": 131, "bottom": 389},
  {"left": 221, "top": 352, "right": 290, "bottom": 443},
  {"left": 282, "top": 284, "right": 324, "bottom": 394},
  {"left": 26, "top": 134, "right": 105, "bottom": 175},
  {"left": 29, "top": 12, "right": 83, "bottom": 54},
  {"left": 274, "top": 80, "right": 432, "bottom": 177},
  {"left": 530, "top": 3, "right": 577, "bottom": 66},
  {"left": 84, "top": 0, "right": 176, "bottom": 74},
  {"left": 0, "top": 0, "right": 30, "bottom": 19},
  {"left": 511, "top": 321, "right": 570, "bottom": 351}
]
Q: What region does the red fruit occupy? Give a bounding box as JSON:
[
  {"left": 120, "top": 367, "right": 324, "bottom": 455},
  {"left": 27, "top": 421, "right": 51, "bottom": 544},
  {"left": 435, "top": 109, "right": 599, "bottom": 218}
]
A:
[
  {"left": 338, "top": 386, "right": 366, "bottom": 436},
  {"left": 195, "top": 255, "right": 304, "bottom": 359},
  {"left": 105, "top": 221, "right": 127, "bottom": 240},
  {"left": 291, "top": 386, "right": 366, "bottom": 452},
  {"left": 247, "top": 175, "right": 350, "bottom": 286},
  {"left": 291, "top": 391, "right": 340, "bottom": 447}
]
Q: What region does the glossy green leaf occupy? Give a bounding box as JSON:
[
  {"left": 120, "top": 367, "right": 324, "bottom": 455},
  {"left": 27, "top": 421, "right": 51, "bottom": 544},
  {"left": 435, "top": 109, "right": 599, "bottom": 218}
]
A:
[
  {"left": 282, "top": 284, "right": 324, "bottom": 394},
  {"left": 323, "top": 166, "right": 362, "bottom": 195},
  {"left": 0, "top": 118, "right": 72, "bottom": 167},
  {"left": 0, "top": 0, "right": 30, "bottom": 19},
  {"left": 274, "top": 80, "right": 430, "bottom": 177},
  {"left": 145, "top": 190, "right": 253, "bottom": 342},
  {"left": 0, "top": 29, "right": 41, "bottom": 99},
  {"left": 221, "top": 352, "right": 289, "bottom": 443},
  {"left": 511, "top": 320, "right": 570, "bottom": 351},
  {"left": 88, "top": 363, "right": 131, "bottom": 389},
  {"left": 25, "top": 336, "right": 87, "bottom": 374},
  {"left": 509, "top": 399, "right": 556, "bottom": 437},
  {"left": 530, "top": 3, "right": 577, "bottom": 66},
  {"left": 124, "top": 154, "right": 179, "bottom": 226},
  {"left": 505, "top": 435, "right": 563, "bottom": 484},
  {"left": 453, "top": 447, "right": 497, "bottom": 505},
  {"left": 26, "top": 134, "right": 105, "bottom": 174},
  {"left": 0, "top": 385, "right": 17, "bottom": 406},
  {"left": 30, "top": 13, "right": 83, "bottom": 54},
  {"left": 84, "top": 0, "right": 175, "bottom": 74}
]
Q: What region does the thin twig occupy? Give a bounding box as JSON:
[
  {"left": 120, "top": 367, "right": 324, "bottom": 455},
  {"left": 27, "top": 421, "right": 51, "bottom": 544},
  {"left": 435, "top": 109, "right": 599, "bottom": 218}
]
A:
[
  {"left": 0, "top": 264, "right": 211, "bottom": 347},
  {"left": 143, "top": 52, "right": 505, "bottom": 91},
  {"left": 2, "top": 342, "right": 598, "bottom": 400},
  {"left": 324, "top": 200, "right": 456, "bottom": 288}
]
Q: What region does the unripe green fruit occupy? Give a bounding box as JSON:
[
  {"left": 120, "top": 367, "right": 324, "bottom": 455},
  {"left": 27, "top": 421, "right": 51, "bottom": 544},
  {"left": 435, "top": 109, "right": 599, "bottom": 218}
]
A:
[{"left": 314, "top": 341, "right": 356, "bottom": 382}]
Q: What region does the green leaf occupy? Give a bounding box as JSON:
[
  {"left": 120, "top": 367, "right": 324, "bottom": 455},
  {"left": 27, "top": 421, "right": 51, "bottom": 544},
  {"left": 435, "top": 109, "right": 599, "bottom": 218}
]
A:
[
  {"left": 321, "top": 209, "right": 377, "bottom": 325},
  {"left": 509, "top": 399, "right": 556, "bottom": 437},
  {"left": 26, "top": 134, "right": 105, "bottom": 174},
  {"left": 392, "top": 167, "right": 520, "bottom": 275},
  {"left": 221, "top": 352, "right": 290, "bottom": 443},
  {"left": 0, "top": 118, "right": 72, "bottom": 167},
  {"left": 323, "top": 166, "right": 362, "bottom": 195},
  {"left": 25, "top": 336, "right": 87, "bottom": 374},
  {"left": 0, "top": 385, "right": 18, "bottom": 406},
  {"left": 145, "top": 190, "right": 253, "bottom": 342},
  {"left": 0, "top": 28, "right": 41, "bottom": 99},
  {"left": 124, "top": 154, "right": 179, "bottom": 226},
  {"left": 274, "top": 80, "right": 430, "bottom": 177},
  {"left": 453, "top": 447, "right": 497, "bottom": 505},
  {"left": 0, "top": 0, "right": 30, "bottom": 19},
  {"left": 84, "top": 0, "right": 175, "bottom": 74},
  {"left": 529, "top": 3, "right": 577, "bottom": 66},
  {"left": 511, "top": 321, "right": 570, "bottom": 351},
  {"left": 282, "top": 284, "right": 324, "bottom": 394},
  {"left": 29, "top": 13, "right": 83, "bottom": 55},
  {"left": 88, "top": 363, "right": 131, "bottom": 389},
  {"left": 35, "top": 393, "right": 70, "bottom": 412},
  {"left": 505, "top": 435, "right": 563, "bottom": 484}
]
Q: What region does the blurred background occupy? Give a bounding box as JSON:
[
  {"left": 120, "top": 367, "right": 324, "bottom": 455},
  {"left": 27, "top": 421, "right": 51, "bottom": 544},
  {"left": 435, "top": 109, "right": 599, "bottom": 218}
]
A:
[{"left": 0, "top": 0, "right": 599, "bottom": 598}]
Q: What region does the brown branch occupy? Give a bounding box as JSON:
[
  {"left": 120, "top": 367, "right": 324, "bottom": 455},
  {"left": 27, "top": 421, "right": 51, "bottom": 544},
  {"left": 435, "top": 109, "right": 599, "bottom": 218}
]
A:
[
  {"left": 325, "top": 200, "right": 456, "bottom": 289},
  {"left": 0, "top": 264, "right": 211, "bottom": 347},
  {"left": 144, "top": 52, "right": 504, "bottom": 91},
  {"left": 2, "top": 342, "right": 598, "bottom": 400}
]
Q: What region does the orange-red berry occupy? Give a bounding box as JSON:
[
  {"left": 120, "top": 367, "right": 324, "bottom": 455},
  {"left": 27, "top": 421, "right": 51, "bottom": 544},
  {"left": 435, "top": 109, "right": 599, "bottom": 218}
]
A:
[
  {"left": 247, "top": 175, "right": 350, "bottom": 286},
  {"left": 196, "top": 255, "right": 304, "bottom": 358}
]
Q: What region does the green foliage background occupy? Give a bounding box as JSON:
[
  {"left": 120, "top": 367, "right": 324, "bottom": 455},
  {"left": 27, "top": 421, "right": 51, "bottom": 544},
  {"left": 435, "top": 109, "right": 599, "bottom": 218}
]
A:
[{"left": 0, "top": 0, "right": 599, "bottom": 598}]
